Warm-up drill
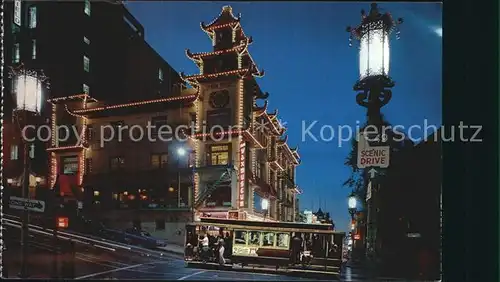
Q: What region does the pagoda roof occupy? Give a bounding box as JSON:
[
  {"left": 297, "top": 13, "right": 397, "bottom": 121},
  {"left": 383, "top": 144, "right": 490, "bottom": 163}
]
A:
[
  {"left": 48, "top": 93, "right": 98, "bottom": 104},
  {"left": 253, "top": 100, "right": 268, "bottom": 117},
  {"left": 201, "top": 6, "right": 241, "bottom": 31}
]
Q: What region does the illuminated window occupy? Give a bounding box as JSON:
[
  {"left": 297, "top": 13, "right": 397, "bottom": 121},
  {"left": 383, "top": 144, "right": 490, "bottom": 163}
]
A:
[
  {"left": 84, "top": 0, "right": 91, "bottom": 16},
  {"left": 13, "top": 0, "right": 21, "bottom": 26},
  {"left": 13, "top": 43, "right": 20, "bottom": 63},
  {"left": 158, "top": 68, "right": 163, "bottom": 81},
  {"left": 10, "top": 145, "right": 19, "bottom": 160},
  {"left": 276, "top": 233, "right": 290, "bottom": 248},
  {"left": 32, "top": 40, "right": 37, "bottom": 59},
  {"left": 151, "top": 153, "right": 168, "bottom": 168},
  {"left": 28, "top": 6, "right": 37, "bottom": 28},
  {"left": 93, "top": 191, "right": 100, "bottom": 196},
  {"left": 110, "top": 157, "right": 125, "bottom": 170},
  {"left": 262, "top": 232, "right": 275, "bottom": 247},
  {"left": 29, "top": 144, "right": 35, "bottom": 159},
  {"left": 83, "top": 84, "right": 89, "bottom": 94},
  {"left": 248, "top": 231, "right": 261, "bottom": 246},
  {"left": 61, "top": 156, "right": 79, "bottom": 175},
  {"left": 234, "top": 230, "right": 247, "bottom": 245},
  {"left": 84, "top": 36, "right": 90, "bottom": 45},
  {"left": 83, "top": 56, "right": 90, "bottom": 72},
  {"left": 209, "top": 144, "right": 230, "bottom": 165}
]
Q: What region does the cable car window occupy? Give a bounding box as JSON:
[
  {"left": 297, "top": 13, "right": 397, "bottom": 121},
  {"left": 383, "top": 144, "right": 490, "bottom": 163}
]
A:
[
  {"left": 277, "top": 233, "right": 290, "bottom": 248},
  {"left": 234, "top": 230, "right": 247, "bottom": 245},
  {"left": 262, "top": 232, "right": 275, "bottom": 247},
  {"left": 248, "top": 231, "right": 261, "bottom": 246}
]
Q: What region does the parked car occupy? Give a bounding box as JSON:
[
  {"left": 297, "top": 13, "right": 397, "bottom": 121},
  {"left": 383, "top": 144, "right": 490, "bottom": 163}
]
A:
[{"left": 124, "top": 227, "right": 167, "bottom": 248}]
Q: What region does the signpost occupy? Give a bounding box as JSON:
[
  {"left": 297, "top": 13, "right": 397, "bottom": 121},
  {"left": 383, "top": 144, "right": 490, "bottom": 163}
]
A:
[
  {"left": 357, "top": 132, "right": 390, "bottom": 169},
  {"left": 9, "top": 196, "right": 45, "bottom": 213}
]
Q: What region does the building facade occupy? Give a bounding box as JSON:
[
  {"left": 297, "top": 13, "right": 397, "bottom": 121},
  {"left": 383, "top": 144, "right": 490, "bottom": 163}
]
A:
[
  {"left": 3, "top": 1, "right": 181, "bottom": 196},
  {"left": 181, "top": 6, "right": 301, "bottom": 223},
  {"left": 47, "top": 6, "right": 302, "bottom": 244}
]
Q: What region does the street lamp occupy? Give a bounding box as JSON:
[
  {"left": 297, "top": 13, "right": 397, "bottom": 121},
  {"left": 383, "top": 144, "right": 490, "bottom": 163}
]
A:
[
  {"left": 347, "top": 3, "right": 403, "bottom": 125},
  {"left": 348, "top": 192, "right": 358, "bottom": 254},
  {"left": 261, "top": 198, "right": 269, "bottom": 221},
  {"left": 9, "top": 65, "right": 48, "bottom": 278}
]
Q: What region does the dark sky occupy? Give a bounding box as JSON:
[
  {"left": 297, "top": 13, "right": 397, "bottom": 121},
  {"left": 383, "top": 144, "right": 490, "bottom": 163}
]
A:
[{"left": 126, "top": 2, "right": 442, "bottom": 231}]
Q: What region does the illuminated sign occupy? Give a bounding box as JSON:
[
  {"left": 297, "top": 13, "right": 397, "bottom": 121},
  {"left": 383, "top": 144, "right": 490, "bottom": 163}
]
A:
[
  {"left": 57, "top": 217, "right": 69, "bottom": 228},
  {"left": 354, "top": 234, "right": 361, "bottom": 240},
  {"left": 238, "top": 140, "right": 246, "bottom": 208},
  {"left": 14, "top": 0, "right": 22, "bottom": 26}
]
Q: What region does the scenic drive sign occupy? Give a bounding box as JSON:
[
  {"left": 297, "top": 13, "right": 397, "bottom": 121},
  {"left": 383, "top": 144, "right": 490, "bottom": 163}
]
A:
[
  {"left": 9, "top": 196, "right": 45, "bottom": 213},
  {"left": 357, "top": 132, "right": 390, "bottom": 169}
]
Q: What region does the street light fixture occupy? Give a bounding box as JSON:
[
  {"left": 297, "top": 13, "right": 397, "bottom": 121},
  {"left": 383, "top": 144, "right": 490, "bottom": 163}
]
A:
[
  {"left": 7, "top": 178, "right": 13, "bottom": 184},
  {"left": 9, "top": 65, "right": 48, "bottom": 278},
  {"left": 261, "top": 198, "right": 269, "bottom": 221}
]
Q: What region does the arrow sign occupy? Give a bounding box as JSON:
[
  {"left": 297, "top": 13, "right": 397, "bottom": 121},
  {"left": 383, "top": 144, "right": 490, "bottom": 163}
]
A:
[
  {"left": 368, "top": 168, "right": 378, "bottom": 178},
  {"left": 9, "top": 196, "right": 45, "bottom": 213}
]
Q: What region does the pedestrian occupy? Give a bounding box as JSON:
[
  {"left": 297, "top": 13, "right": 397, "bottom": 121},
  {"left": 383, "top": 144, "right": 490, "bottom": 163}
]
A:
[{"left": 290, "top": 232, "right": 302, "bottom": 265}]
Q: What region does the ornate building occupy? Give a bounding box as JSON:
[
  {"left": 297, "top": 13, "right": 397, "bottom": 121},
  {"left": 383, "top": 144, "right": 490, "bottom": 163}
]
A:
[
  {"left": 181, "top": 6, "right": 301, "bottom": 222},
  {"left": 45, "top": 6, "right": 302, "bottom": 245}
]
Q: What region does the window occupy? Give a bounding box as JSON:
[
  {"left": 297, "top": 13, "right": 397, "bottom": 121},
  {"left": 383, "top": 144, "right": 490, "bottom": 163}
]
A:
[
  {"left": 150, "top": 116, "right": 168, "bottom": 136},
  {"left": 61, "top": 156, "right": 79, "bottom": 175},
  {"left": 110, "top": 157, "right": 125, "bottom": 170},
  {"left": 158, "top": 68, "right": 163, "bottom": 81},
  {"left": 234, "top": 230, "right": 247, "bottom": 245},
  {"left": 155, "top": 219, "right": 165, "bottom": 230},
  {"left": 151, "top": 153, "right": 168, "bottom": 168},
  {"left": 83, "top": 84, "right": 89, "bottom": 94},
  {"left": 85, "top": 158, "right": 92, "bottom": 174},
  {"left": 248, "top": 231, "right": 261, "bottom": 246},
  {"left": 206, "top": 109, "right": 231, "bottom": 129},
  {"left": 208, "top": 144, "right": 230, "bottom": 165},
  {"left": 84, "top": 36, "right": 90, "bottom": 45},
  {"left": 28, "top": 6, "right": 37, "bottom": 28},
  {"left": 84, "top": 0, "right": 91, "bottom": 16},
  {"left": 276, "top": 233, "right": 290, "bottom": 248},
  {"left": 83, "top": 56, "right": 90, "bottom": 72},
  {"left": 32, "top": 39, "right": 37, "bottom": 59},
  {"left": 13, "top": 43, "right": 20, "bottom": 63},
  {"left": 10, "top": 145, "right": 19, "bottom": 160},
  {"left": 29, "top": 144, "right": 35, "bottom": 159},
  {"left": 262, "top": 232, "right": 275, "bottom": 247}
]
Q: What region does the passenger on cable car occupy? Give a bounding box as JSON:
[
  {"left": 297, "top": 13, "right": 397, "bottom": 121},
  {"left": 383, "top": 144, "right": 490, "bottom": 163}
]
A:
[
  {"left": 224, "top": 232, "right": 232, "bottom": 258},
  {"left": 290, "top": 232, "right": 303, "bottom": 265},
  {"left": 199, "top": 234, "right": 210, "bottom": 262}
]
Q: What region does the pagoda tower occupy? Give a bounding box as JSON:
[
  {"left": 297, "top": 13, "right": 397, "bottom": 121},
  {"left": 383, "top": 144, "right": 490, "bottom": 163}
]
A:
[{"left": 181, "top": 6, "right": 300, "bottom": 221}]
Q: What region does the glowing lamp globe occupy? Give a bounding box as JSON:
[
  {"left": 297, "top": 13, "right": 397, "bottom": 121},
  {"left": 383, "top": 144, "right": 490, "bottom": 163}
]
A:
[
  {"left": 177, "top": 147, "right": 186, "bottom": 156},
  {"left": 261, "top": 198, "right": 269, "bottom": 211},
  {"left": 15, "top": 73, "right": 43, "bottom": 114},
  {"left": 348, "top": 194, "right": 357, "bottom": 209},
  {"left": 359, "top": 22, "right": 390, "bottom": 80}
]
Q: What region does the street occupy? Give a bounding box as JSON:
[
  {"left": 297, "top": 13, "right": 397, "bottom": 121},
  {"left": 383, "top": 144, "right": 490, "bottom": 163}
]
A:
[{"left": 3, "top": 226, "right": 333, "bottom": 280}]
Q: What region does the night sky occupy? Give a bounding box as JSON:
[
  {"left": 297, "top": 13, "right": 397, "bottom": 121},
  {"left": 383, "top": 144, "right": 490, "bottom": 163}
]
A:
[{"left": 126, "top": 2, "right": 442, "bottom": 231}]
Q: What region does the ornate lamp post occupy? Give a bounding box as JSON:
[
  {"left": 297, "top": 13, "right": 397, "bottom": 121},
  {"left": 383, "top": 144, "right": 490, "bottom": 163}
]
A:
[
  {"left": 348, "top": 192, "right": 358, "bottom": 255},
  {"left": 8, "top": 65, "right": 49, "bottom": 278},
  {"left": 347, "top": 3, "right": 403, "bottom": 128}
]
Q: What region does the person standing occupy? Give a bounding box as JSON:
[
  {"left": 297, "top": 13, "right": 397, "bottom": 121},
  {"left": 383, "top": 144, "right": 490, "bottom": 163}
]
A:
[
  {"left": 218, "top": 235, "right": 226, "bottom": 266},
  {"left": 199, "top": 234, "right": 209, "bottom": 263}
]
